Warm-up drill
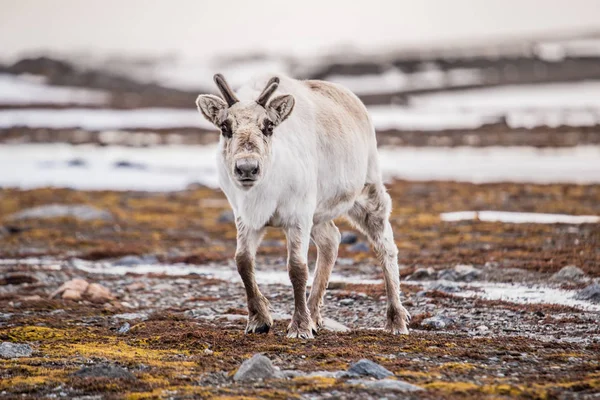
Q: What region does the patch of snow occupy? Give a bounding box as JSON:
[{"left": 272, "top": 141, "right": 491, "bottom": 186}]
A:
[
  {"left": 369, "top": 106, "right": 499, "bottom": 131},
  {"left": 1, "top": 144, "right": 600, "bottom": 191},
  {"left": 0, "top": 108, "right": 213, "bottom": 130},
  {"left": 379, "top": 145, "right": 600, "bottom": 184},
  {"left": 457, "top": 281, "right": 600, "bottom": 312},
  {"left": 0, "top": 143, "right": 220, "bottom": 190},
  {"left": 441, "top": 211, "right": 600, "bottom": 224},
  {"left": 0, "top": 74, "right": 110, "bottom": 105},
  {"left": 410, "top": 81, "right": 600, "bottom": 111}
]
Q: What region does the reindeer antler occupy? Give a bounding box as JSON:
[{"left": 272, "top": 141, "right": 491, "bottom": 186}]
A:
[
  {"left": 256, "top": 77, "right": 280, "bottom": 107},
  {"left": 213, "top": 74, "right": 239, "bottom": 107}
]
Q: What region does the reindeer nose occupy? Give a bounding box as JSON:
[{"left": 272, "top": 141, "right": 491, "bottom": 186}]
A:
[{"left": 235, "top": 158, "right": 260, "bottom": 180}]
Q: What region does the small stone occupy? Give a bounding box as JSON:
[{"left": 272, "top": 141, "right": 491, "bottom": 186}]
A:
[
  {"left": 62, "top": 289, "right": 82, "bottom": 301},
  {"left": 422, "top": 315, "right": 454, "bottom": 330},
  {"left": 348, "top": 242, "right": 370, "bottom": 253},
  {"left": 575, "top": 283, "right": 600, "bottom": 303},
  {"left": 50, "top": 278, "right": 89, "bottom": 299},
  {"left": 218, "top": 210, "right": 235, "bottom": 224},
  {"left": 453, "top": 264, "right": 482, "bottom": 282},
  {"left": 204, "top": 348, "right": 214, "bottom": 355},
  {"left": 428, "top": 281, "right": 460, "bottom": 293},
  {"left": 347, "top": 359, "right": 393, "bottom": 379},
  {"left": 117, "top": 323, "right": 130, "bottom": 334},
  {"left": 348, "top": 378, "right": 423, "bottom": 392},
  {"left": 409, "top": 267, "right": 436, "bottom": 281},
  {"left": 233, "top": 354, "right": 280, "bottom": 382},
  {"left": 0, "top": 342, "right": 33, "bottom": 359},
  {"left": 476, "top": 325, "right": 489, "bottom": 333},
  {"left": 85, "top": 283, "right": 114, "bottom": 303},
  {"left": 340, "top": 231, "right": 358, "bottom": 244},
  {"left": 551, "top": 266, "right": 586, "bottom": 282},
  {"left": 113, "top": 312, "right": 148, "bottom": 321},
  {"left": 73, "top": 364, "right": 135, "bottom": 380},
  {"left": 339, "top": 298, "right": 355, "bottom": 306},
  {"left": 113, "top": 255, "right": 158, "bottom": 266},
  {"left": 7, "top": 204, "right": 112, "bottom": 222},
  {"left": 126, "top": 282, "right": 146, "bottom": 292},
  {"left": 322, "top": 318, "right": 351, "bottom": 333}
]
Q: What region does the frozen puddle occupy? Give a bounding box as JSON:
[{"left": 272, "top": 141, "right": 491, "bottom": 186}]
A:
[
  {"left": 1, "top": 144, "right": 600, "bottom": 191},
  {"left": 456, "top": 281, "right": 600, "bottom": 312},
  {"left": 441, "top": 211, "right": 600, "bottom": 224}
]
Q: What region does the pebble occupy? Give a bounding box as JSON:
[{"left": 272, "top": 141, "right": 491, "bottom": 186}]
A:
[
  {"left": 428, "top": 281, "right": 460, "bottom": 293},
  {"left": 347, "top": 359, "right": 393, "bottom": 379},
  {"left": 113, "top": 255, "right": 158, "bottom": 266},
  {"left": 421, "top": 315, "right": 455, "bottom": 330},
  {"left": 340, "top": 231, "right": 358, "bottom": 244},
  {"left": 50, "top": 278, "right": 89, "bottom": 299},
  {"left": 126, "top": 282, "right": 146, "bottom": 292},
  {"left": 348, "top": 242, "right": 370, "bottom": 253},
  {"left": 0, "top": 342, "right": 33, "bottom": 359},
  {"left": 86, "top": 283, "right": 114, "bottom": 303},
  {"left": 7, "top": 204, "right": 113, "bottom": 222},
  {"left": 409, "top": 267, "right": 436, "bottom": 280},
  {"left": 551, "top": 265, "right": 586, "bottom": 282},
  {"left": 575, "top": 283, "right": 600, "bottom": 303},
  {"left": 339, "top": 298, "right": 355, "bottom": 306},
  {"left": 233, "top": 354, "right": 281, "bottom": 382},
  {"left": 117, "top": 323, "right": 131, "bottom": 334},
  {"left": 439, "top": 264, "right": 482, "bottom": 282},
  {"left": 348, "top": 378, "right": 423, "bottom": 392},
  {"left": 322, "top": 318, "right": 351, "bottom": 333},
  {"left": 73, "top": 364, "right": 135, "bottom": 380},
  {"left": 218, "top": 210, "right": 235, "bottom": 224},
  {"left": 113, "top": 312, "right": 148, "bottom": 321}
]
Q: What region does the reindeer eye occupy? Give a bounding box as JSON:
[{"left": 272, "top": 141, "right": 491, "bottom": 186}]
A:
[
  {"left": 262, "top": 120, "right": 274, "bottom": 136},
  {"left": 220, "top": 121, "right": 232, "bottom": 138}
]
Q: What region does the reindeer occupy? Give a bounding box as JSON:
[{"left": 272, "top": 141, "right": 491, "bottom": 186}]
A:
[{"left": 196, "top": 74, "right": 410, "bottom": 338}]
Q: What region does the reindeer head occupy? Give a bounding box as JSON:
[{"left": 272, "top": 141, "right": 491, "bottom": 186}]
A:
[{"left": 196, "top": 74, "right": 295, "bottom": 190}]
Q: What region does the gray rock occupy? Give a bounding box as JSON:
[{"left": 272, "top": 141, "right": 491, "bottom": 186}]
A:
[
  {"left": 409, "top": 267, "right": 436, "bottom": 280},
  {"left": 322, "top": 318, "right": 351, "bottom": 333},
  {"left": 233, "top": 354, "right": 280, "bottom": 382},
  {"left": 74, "top": 364, "right": 135, "bottom": 380},
  {"left": 551, "top": 266, "right": 586, "bottom": 282},
  {"left": 281, "top": 370, "right": 305, "bottom": 379},
  {"left": 112, "top": 255, "right": 158, "bottom": 266},
  {"left": 348, "top": 378, "right": 423, "bottom": 392},
  {"left": 7, "top": 204, "right": 112, "bottom": 222},
  {"left": 117, "top": 322, "right": 130, "bottom": 334},
  {"left": 576, "top": 283, "right": 600, "bottom": 303},
  {"left": 347, "top": 359, "right": 393, "bottom": 379},
  {"left": 112, "top": 312, "right": 149, "bottom": 321},
  {"left": 428, "top": 281, "right": 460, "bottom": 293},
  {"left": 0, "top": 342, "right": 33, "bottom": 358},
  {"left": 453, "top": 264, "right": 482, "bottom": 282},
  {"left": 218, "top": 210, "right": 235, "bottom": 224},
  {"left": 422, "top": 315, "right": 454, "bottom": 330},
  {"left": 438, "top": 265, "right": 482, "bottom": 282},
  {"left": 340, "top": 231, "right": 358, "bottom": 244},
  {"left": 348, "top": 242, "right": 370, "bottom": 253},
  {"left": 339, "top": 298, "right": 355, "bottom": 306}
]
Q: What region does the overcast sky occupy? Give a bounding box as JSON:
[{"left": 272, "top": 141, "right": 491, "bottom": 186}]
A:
[{"left": 1, "top": 0, "right": 599, "bottom": 61}]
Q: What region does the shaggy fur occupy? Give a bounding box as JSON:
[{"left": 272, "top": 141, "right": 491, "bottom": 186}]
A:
[{"left": 196, "top": 74, "right": 410, "bottom": 338}]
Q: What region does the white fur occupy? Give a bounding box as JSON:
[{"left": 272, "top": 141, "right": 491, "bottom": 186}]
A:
[{"left": 217, "top": 74, "right": 377, "bottom": 231}]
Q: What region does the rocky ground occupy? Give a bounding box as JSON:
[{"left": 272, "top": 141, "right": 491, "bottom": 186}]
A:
[{"left": 0, "top": 181, "right": 599, "bottom": 399}]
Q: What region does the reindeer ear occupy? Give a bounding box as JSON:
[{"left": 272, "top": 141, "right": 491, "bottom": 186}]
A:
[
  {"left": 267, "top": 94, "right": 295, "bottom": 126},
  {"left": 196, "top": 94, "right": 227, "bottom": 125}
]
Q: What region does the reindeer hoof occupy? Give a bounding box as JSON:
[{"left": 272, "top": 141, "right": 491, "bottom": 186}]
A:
[
  {"left": 385, "top": 305, "right": 410, "bottom": 335},
  {"left": 246, "top": 323, "right": 271, "bottom": 334},
  {"left": 287, "top": 319, "right": 316, "bottom": 339}
]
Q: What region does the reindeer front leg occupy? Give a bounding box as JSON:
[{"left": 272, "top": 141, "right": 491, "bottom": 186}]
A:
[
  {"left": 285, "top": 221, "right": 317, "bottom": 339},
  {"left": 235, "top": 220, "right": 272, "bottom": 334}
]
